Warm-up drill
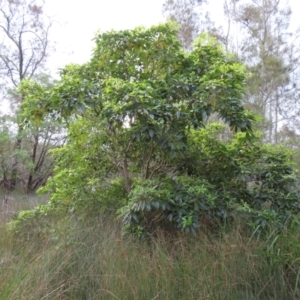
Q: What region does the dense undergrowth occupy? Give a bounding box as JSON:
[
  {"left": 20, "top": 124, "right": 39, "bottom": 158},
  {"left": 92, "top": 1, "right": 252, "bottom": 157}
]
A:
[{"left": 0, "top": 196, "right": 300, "bottom": 300}]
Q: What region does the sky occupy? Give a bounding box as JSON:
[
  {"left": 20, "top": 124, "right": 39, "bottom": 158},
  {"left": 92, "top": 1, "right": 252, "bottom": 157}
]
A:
[
  {"left": 44, "top": 0, "right": 300, "bottom": 76},
  {"left": 45, "top": 0, "right": 166, "bottom": 75}
]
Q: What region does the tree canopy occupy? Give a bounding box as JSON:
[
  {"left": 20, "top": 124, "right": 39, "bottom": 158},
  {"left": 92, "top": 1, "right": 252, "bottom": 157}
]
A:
[{"left": 20, "top": 22, "right": 300, "bottom": 236}]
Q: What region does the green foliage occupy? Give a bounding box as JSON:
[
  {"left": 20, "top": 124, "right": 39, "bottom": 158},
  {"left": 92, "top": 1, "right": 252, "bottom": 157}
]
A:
[
  {"left": 8, "top": 204, "right": 53, "bottom": 232},
  {"left": 188, "top": 125, "right": 300, "bottom": 230},
  {"left": 3, "top": 78, "right": 66, "bottom": 192},
  {"left": 37, "top": 117, "right": 126, "bottom": 216},
  {"left": 120, "top": 176, "right": 216, "bottom": 236},
  {"left": 29, "top": 22, "right": 254, "bottom": 132},
  {"left": 0, "top": 118, "right": 15, "bottom": 188},
  {"left": 19, "top": 22, "right": 300, "bottom": 236},
  {"left": 19, "top": 79, "right": 51, "bottom": 125},
  {"left": 118, "top": 124, "right": 300, "bottom": 236}
]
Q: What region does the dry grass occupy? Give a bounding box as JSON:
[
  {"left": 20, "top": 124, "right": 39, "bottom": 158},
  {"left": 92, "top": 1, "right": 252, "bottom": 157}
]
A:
[{"left": 0, "top": 194, "right": 299, "bottom": 299}]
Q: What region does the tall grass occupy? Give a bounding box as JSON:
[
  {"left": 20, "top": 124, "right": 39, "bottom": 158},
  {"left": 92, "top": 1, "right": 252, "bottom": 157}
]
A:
[{"left": 0, "top": 195, "right": 299, "bottom": 299}]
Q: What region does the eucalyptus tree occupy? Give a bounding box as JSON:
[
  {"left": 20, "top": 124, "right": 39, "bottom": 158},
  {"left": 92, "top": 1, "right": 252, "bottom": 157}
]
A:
[
  {"left": 162, "top": 0, "right": 212, "bottom": 49},
  {"left": 223, "top": 0, "right": 300, "bottom": 143},
  {"left": 0, "top": 0, "right": 53, "bottom": 190},
  {"left": 19, "top": 75, "right": 66, "bottom": 192},
  {"left": 0, "top": 0, "right": 52, "bottom": 86}
]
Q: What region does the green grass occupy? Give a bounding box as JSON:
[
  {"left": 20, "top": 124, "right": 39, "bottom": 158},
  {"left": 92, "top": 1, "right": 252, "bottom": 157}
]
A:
[{"left": 0, "top": 194, "right": 299, "bottom": 299}]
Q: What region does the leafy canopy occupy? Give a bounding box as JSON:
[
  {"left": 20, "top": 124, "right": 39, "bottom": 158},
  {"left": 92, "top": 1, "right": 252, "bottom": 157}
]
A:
[
  {"left": 25, "top": 22, "right": 254, "bottom": 133},
  {"left": 18, "top": 22, "right": 300, "bottom": 236}
]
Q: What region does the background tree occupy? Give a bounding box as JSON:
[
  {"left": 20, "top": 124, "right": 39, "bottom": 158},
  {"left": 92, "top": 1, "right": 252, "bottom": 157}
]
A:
[
  {"left": 0, "top": 76, "right": 66, "bottom": 193},
  {"left": 0, "top": 0, "right": 53, "bottom": 190},
  {"left": 19, "top": 76, "right": 66, "bottom": 192},
  {"left": 0, "top": 115, "right": 18, "bottom": 190},
  {"left": 0, "top": 0, "right": 51, "bottom": 87},
  {"left": 162, "top": 0, "right": 214, "bottom": 49},
  {"left": 231, "top": 0, "right": 300, "bottom": 143}
]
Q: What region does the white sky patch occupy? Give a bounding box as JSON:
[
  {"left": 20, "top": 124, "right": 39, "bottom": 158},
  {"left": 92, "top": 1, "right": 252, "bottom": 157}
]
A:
[
  {"left": 45, "top": 0, "right": 300, "bottom": 76},
  {"left": 45, "top": 0, "right": 165, "bottom": 76}
]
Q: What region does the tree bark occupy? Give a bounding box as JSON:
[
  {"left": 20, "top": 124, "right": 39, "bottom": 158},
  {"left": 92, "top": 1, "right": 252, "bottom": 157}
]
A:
[{"left": 122, "top": 158, "right": 131, "bottom": 193}]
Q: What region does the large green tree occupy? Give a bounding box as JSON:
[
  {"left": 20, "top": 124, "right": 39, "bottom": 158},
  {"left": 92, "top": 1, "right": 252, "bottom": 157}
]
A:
[
  {"left": 23, "top": 23, "right": 300, "bottom": 235},
  {"left": 29, "top": 22, "right": 253, "bottom": 190}
]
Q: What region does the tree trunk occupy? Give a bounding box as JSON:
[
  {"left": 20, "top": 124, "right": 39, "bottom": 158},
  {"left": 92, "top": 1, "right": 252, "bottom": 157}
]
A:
[
  {"left": 10, "top": 124, "right": 23, "bottom": 190},
  {"left": 122, "top": 158, "right": 131, "bottom": 193},
  {"left": 27, "top": 133, "right": 39, "bottom": 193}
]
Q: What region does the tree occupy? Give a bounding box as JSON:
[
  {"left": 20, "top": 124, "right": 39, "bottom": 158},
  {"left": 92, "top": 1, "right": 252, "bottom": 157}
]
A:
[
  {"left": 23, "top": 23, "right": 300, "bottom": 236},
  {"left": 32, "top": 23, "right": 253, "bottom": 189},
  {"left": 162, "top": 0, "right": 214, "bottom": 49},
  {"left": 0, "top": 0, "right": 51, "bottom": 87},
  {"left": 0, "top": 78, "right": 66, "bottom": 193},
  {"left": 0, "top": 0, "right": 53, "bottom": 190},
  {"left": 164, "top": 0, "right": 300, "bottom": 143},
  {"left": 0, "top": 115, "right": 17, "bottom": 190},
  {"left": 222, "top": 0, "right": 300, "bottom": 143},
  {"left": 17, "top": 76, "right": 66, "bottom": 192}
]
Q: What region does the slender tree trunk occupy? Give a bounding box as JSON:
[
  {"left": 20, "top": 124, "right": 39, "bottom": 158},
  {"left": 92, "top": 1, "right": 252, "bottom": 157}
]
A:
[
  {"left": 274, "top": 89, "right": 279, "bottom": 144},
  {"left": 122, "top": 158, "right": 131, "bottom": 193},
  {"left": 268, "top": 100, "right": 273, "bottom": 142},
  {"left": 27, "top": 133, "right": 39, "bottom": 193},
  {"left": 10, "top": 124, "right": 24, "bottom": 190}
]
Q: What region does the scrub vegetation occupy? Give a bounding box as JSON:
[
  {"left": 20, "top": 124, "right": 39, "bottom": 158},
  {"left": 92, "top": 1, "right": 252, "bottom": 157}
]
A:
[{"left": 1, "top": 0, "right": 300, "bottom": 299}]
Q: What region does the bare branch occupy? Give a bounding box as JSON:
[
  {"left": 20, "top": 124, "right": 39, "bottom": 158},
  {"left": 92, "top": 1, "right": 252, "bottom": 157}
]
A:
[{"left": 0, "top": 0, "right": 53, "bottom": 87}]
